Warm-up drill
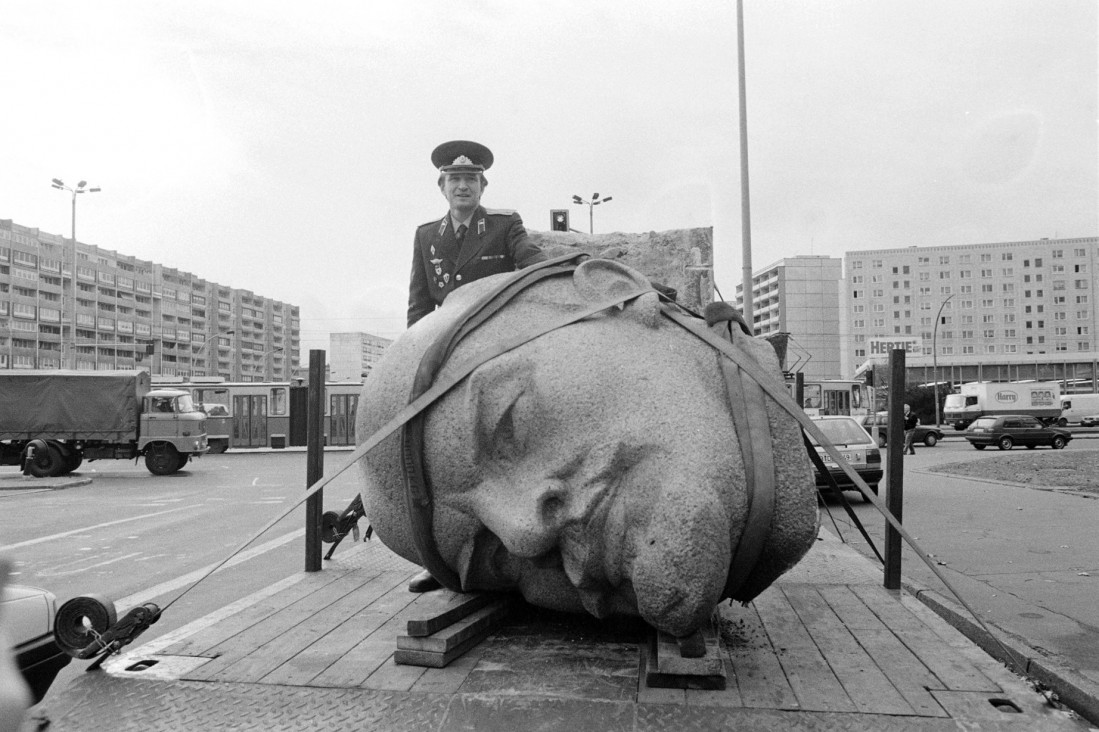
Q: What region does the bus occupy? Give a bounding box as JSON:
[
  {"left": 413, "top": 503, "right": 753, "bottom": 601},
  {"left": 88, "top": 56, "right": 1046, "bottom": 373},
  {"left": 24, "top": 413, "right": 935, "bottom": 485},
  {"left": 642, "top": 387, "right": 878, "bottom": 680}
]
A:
[
  {"left": 152, "top": 379, "right": 363, "bottom": 452},
  {"left": 785, "top": 378, "right": 872, "bottom": 418}
]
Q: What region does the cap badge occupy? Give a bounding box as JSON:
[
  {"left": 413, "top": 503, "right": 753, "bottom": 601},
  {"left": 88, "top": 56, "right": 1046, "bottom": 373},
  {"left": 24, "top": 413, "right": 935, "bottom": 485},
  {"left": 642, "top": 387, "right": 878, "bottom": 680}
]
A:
[{"left": 451, "top": 155, "right": 473, "bottom": 166}]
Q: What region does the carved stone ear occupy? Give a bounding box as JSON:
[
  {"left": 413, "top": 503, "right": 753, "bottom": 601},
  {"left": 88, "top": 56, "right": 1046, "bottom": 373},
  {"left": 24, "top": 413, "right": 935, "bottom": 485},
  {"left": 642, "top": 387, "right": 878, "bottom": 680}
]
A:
[{"left": 573, "top": 259, "right": 660, "bottom": 327}]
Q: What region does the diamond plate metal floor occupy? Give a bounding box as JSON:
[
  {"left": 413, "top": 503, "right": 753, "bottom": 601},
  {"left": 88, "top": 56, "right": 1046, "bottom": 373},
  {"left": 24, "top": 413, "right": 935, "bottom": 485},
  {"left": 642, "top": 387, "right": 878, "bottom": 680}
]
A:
[{"left": 40, "top": 531, "right": 1086, "bottom": 731}]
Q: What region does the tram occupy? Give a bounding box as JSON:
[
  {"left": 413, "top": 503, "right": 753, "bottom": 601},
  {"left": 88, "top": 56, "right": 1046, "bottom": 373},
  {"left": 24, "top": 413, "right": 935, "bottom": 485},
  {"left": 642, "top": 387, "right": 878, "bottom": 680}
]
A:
[
  {"left": 153, "top": 379, "right": 362, "bottom": 452},
  {"left": 785, "top": 377, "right": 872, "bottom": 418}
]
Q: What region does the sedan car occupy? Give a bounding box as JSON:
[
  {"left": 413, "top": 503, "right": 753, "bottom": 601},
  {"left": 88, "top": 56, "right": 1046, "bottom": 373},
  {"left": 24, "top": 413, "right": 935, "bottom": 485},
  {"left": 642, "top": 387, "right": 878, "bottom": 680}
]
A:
[
  {"left": 1, "top": 582, "right": 70, "bottom": 704},
  {"left": 963, "top": 415, "right": 1072, "bottom": 451},
  {"left": 859, "top": 412, "right": 944, "bottom": 448},
  {"left": 809, "top": 415, "right": 882, "bottom": 500},
  {"left": 1080, "top": 414, "right": 1099, "bottom": 428}
]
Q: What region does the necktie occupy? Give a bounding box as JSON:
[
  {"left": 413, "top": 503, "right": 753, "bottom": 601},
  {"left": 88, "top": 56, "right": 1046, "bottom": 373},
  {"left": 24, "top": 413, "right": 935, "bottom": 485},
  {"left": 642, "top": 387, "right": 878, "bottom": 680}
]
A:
[{"left": 455, "top": 224, "right": 467, "bottom": 245}]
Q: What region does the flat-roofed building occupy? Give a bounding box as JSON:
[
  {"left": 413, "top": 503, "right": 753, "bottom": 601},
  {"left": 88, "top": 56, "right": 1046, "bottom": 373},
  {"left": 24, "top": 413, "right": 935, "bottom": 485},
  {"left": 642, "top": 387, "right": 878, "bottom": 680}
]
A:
[
  {"left": 0, "top": 218, "right": 299, "bottom": 380},
  {"left": 845, "top": 236, "right": 1098, "bottom": 391},
  {"left": 734, "top": 255, "right": 844, "bottom": 381},
  {"left": 329, "top": 331, "right": 393, "bottom": 382}
]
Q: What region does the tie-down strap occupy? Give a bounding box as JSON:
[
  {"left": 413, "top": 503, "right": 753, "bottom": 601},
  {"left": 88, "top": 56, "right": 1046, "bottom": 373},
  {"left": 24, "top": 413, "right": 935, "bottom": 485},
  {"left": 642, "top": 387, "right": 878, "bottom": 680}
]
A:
[{"left": 665, "top": 309, "right": 778, "bottom": 602}]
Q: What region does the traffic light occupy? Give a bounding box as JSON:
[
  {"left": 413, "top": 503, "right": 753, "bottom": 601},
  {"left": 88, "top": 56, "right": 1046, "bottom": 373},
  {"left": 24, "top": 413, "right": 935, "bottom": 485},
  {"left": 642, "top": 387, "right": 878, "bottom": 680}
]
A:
[{"left": 550, "top": 209, "right": 569, "bottom": 232}]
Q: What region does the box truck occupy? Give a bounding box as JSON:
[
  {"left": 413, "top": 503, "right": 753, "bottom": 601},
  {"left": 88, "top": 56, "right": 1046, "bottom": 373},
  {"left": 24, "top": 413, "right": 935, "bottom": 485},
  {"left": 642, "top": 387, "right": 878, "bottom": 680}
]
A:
[
  {"left": 1058, "top": 393, "right": 1099, "bottom": 426},
  {"left": 0, "top": 370, "right": 208, "bottom": 476},
  {"left": 943, "top": 381, "right": 1061, "bottom": 431}
]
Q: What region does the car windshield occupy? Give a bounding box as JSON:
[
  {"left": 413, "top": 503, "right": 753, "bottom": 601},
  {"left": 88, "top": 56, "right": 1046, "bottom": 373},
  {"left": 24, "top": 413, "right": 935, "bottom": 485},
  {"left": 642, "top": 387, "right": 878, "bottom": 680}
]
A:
[
  {"left": 811, "top": 419, "right": 871, "bottom": 445},
  {"left": 176, "top": 395, "right": 198, "bottom": 413},
  {"left": 971, "top": 417, "right": 997, "bottom": 429}
]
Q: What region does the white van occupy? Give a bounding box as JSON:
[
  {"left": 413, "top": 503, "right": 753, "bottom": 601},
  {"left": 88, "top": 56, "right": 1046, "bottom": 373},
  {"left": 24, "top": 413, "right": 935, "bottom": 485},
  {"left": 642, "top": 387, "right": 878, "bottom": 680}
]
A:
[{"left": 1058, "top": 394, "right": 1099, "bottom": 426}]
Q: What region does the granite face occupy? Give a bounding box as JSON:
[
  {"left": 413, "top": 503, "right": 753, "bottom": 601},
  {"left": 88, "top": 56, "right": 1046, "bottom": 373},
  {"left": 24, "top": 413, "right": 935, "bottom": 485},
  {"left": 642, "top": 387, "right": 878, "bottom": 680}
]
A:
[{"left": 356, "top": 259, "right": 818, "bottom": 638}]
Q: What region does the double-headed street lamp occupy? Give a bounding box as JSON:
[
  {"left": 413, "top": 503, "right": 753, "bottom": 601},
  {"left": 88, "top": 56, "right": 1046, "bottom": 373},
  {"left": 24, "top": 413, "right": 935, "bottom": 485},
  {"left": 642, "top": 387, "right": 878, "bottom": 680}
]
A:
[
  {"left": 571, "top": 192, "right": 612, "bottom": 234},
  {"left": 51, "top": 178, "right": 101, "bottom": 369},
  {"left": 197, "top": 330, "right": 234, "bottom": 376},
  {"left": 932, "top": 293, "right": 955, "bottom": 427}
]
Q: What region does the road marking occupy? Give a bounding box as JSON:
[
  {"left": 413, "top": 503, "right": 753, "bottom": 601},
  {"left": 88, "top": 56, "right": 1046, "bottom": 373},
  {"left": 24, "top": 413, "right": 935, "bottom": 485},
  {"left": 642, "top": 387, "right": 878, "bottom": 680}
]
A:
[
  {"left": 117, "top": 528, "right": 304, "bottom": 610},
  {"left": 38, "top": 552, "right": 144, "bottom": 578},
  {"left": 0, "top": 508, "right": 192, "bottom": 552}
]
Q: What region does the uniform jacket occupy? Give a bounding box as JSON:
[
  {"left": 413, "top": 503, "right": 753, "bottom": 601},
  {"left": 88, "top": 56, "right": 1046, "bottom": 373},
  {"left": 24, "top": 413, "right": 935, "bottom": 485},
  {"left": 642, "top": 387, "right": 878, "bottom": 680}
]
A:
[{"left": 407, "top": 206, "right": 547, "bottom": 326}]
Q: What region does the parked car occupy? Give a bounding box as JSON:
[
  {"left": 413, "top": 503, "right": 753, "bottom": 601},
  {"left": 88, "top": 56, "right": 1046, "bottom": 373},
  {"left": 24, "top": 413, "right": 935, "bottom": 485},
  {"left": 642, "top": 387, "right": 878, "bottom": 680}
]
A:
[
  {"left": 963, "top": 415, "right": 1073, "bottom": 451},
  {"left": 858, "top": 412, "right": 944, "bottom": 448},
  {"left": 808, "top": 416, "right": 882, "bottom": 499},
  {"left": 1, "top": 582, "right": 70, "bottom": 704},
  {"left": 1080, "top": 414, "right": 1099, "bottom": 428}
]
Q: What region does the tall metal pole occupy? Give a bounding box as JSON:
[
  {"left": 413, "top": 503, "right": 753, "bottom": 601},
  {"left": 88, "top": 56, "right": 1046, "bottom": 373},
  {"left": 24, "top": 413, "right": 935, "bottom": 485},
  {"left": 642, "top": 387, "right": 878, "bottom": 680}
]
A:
[
  {"left": 736, "top": 0, "right": 754, "bottom": 329},
  {"left": 932, "top": 294, "right": 954, "bottom": 427},
  {"left": 52, "top": 179, "right": 99, "bottom": 369},
  {"left": 70, "top": 193, "right": 78, "bottom": 368}
]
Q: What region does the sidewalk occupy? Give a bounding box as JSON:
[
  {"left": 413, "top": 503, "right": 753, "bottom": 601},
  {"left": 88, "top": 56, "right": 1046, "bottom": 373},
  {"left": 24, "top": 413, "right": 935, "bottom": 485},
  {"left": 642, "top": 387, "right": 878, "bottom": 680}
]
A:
[{"left": 36, "top": 529, "right": 1089, "bottom": 731}]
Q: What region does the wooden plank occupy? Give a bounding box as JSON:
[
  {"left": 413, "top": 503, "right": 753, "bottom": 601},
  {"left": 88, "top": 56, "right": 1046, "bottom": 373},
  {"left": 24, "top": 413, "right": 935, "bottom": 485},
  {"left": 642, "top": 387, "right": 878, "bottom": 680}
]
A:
[
  {"left": 852, "top": 584, "right": 1000, "bottom": 692},
  {"left": 184, "top": 570, "right": 392, "bottom": 681},
  {"left": 783, "top": 585, "right": 914, "bottom": 715},
  {"left": 163, "top": 569, "right": 355, "bottom": 657},
  {"left": 636, "top": 645, "right": 686, "bottom": 705},
  {"left": 405, "top": 591, "right": 496, "bottom": 637},
  {"left": 312, "top": 584, "right": 448, "bottom": 688},
  {"left": 753, "top": 587, "right": 855, "bottom": 713},
  {"left": 213, "top": 569, "right": 409, "bottom": 684},
  {"left": 854, "top": 627, "right": 949, "bottom": 717},
  {"left": 396, "top": 599, "right": 511, "bottom": 656},
  {"left": 394, "top": 630, "right": 490, "bottom": 669},
  {"left": 645, "top": 631, "right": 725, "bottom": 690},
  {"left": 259, "top": 573, "right": 418, "bottom": 686},
  {"left": 715, "top": 600, "right": 798, "bottom": 709},
  {"left": 409, "top": 637, "right": 492, "bottom": 694},
  {"left": 815, "top": 584, "right": 890, "bottom": 632}
]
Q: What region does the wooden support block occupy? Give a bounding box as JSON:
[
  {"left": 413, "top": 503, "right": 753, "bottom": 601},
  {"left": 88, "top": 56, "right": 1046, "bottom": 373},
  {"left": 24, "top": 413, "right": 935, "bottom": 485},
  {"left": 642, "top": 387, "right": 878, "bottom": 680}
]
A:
[
  {"left": 405, "top": 591, "right": 495, "bottom": 637},
  {"left": 644, "top": 617, "right": 726, "bottom": 690},
  {"left": 395, "top": 598, "right": 511, "bottom": 668}
]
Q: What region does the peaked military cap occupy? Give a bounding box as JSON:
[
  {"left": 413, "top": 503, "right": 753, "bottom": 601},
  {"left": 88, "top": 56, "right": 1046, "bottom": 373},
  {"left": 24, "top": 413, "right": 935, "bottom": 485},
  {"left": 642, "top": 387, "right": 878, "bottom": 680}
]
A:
[{"left": 432, "top": 140, "right": 494, "bottom": 174}]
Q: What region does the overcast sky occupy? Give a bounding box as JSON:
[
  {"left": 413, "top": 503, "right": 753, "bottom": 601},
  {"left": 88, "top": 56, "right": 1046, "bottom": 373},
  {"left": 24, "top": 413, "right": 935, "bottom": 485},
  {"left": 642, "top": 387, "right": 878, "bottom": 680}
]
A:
[{"left": 2, "top": 0, "right": 1095, "bottom": 352}]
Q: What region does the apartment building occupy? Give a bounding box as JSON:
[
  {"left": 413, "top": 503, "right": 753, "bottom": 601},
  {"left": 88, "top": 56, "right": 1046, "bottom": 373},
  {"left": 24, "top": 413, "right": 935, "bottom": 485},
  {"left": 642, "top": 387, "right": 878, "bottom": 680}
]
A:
[
  {"left": 0, "top": 219, "right": 299, "bottom": 380},
  {"left": 846, "top": 237, "right": 1099, "bottom": 390},
  {"left": 329, "top": 331, "right": 393, "bottom": 382},
  {"left": 734, "top": 255, "right": 844, "bottom": 380}
]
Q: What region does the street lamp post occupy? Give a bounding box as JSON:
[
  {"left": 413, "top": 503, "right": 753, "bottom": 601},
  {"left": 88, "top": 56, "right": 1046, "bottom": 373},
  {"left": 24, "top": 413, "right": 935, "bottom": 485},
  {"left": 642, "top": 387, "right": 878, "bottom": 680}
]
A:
[
  {"left": 932, "top": 293, "right": 955, "bottom": 427},
  {"left": 196, "top": 330, "right": 234, "bottom": 377},
  {"left": 51, "top": 178, "right": 101, "bottom": 369},
  {"left": 260, "top": 346, "right": 284, "bottom": 381},
  {"left": 571, "top": 193, "right": 613, "bottom": 234}
]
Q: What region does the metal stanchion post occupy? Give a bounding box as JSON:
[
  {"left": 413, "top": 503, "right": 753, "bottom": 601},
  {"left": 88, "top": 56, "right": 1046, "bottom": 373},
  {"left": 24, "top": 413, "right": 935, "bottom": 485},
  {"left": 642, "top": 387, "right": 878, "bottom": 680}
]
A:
[
  {"left": 884, "top": 348, "right": 906, "bottom": 590},
  {"left": 305, "top": 350, "right": 325, "bottom": 571}
]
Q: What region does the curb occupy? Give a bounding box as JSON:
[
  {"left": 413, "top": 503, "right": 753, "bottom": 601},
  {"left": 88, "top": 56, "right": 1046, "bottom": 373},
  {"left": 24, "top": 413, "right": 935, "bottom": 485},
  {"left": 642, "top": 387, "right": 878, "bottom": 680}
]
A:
[
  {"left": 0, "top": 477, "right": 93, "bottom": 491},
  {"left": 905, "top": 580, "right": 1099, "bottom": 726}
]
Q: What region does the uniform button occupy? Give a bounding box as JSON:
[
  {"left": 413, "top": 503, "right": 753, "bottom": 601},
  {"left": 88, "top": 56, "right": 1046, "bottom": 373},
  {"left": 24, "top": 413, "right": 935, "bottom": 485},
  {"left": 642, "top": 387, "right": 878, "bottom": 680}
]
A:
[{"left": 456, "top": 274, "right": 462, "bottom": 281}]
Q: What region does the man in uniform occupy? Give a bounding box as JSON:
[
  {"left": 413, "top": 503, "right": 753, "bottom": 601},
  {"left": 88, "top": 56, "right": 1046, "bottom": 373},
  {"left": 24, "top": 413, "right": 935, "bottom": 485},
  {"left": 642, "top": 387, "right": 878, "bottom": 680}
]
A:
[
  {"left": 408, "top": 140, "right": 547, "bottom": 327},
  {"left": 403, "top": 141, "right": 547, "bottom": 591}
]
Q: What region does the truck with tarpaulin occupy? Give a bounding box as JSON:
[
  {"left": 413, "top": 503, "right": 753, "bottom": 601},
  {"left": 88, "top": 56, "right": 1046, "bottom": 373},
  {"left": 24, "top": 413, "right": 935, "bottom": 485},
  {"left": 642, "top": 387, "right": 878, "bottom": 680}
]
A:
[{"left": 0, "top": 370, "right": 209, "bottom": 476}]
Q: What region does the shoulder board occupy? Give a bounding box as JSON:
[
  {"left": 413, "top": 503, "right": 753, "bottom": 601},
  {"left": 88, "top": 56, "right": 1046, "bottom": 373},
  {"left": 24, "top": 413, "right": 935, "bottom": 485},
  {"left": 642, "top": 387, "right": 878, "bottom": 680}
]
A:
[
  {"left": 418, "top": 216, "right": 447, "bottom": 230},
  {"left": 482, "top": 208, "right": 517, "bottom": 216}
]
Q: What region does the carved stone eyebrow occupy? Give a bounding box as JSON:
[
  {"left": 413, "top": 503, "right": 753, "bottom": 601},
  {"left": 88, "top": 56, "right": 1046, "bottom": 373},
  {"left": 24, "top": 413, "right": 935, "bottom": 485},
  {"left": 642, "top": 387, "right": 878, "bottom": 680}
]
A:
[{"left": 469, "top": 357, "right": 535, "bottom": 464}]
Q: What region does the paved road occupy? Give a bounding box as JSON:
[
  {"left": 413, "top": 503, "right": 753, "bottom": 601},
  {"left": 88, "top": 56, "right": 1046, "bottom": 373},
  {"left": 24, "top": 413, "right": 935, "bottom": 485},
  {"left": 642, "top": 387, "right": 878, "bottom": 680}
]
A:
[
  {"left": 822, "top": 436, "right": 1099, "bottom": 691},
  {"left": 0, "top": 449, "right": 364, "bottom": 713}
]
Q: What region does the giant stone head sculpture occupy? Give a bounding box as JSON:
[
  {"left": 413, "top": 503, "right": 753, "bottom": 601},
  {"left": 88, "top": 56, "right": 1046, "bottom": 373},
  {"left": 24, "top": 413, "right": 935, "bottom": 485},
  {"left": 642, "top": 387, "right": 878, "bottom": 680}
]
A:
[{"left": 356, "top": 256, "right": 819, "bottom": 638}]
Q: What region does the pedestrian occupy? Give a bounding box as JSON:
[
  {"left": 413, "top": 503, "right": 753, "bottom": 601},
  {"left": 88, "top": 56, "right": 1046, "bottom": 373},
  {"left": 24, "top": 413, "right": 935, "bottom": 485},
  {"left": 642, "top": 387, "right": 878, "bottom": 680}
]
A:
[
  {"left": 404, "top": 141, "right": 547, "bottom": 592},
  {"left": 407, "top": 139, "right": 547, "bottom": 327},
  {"left": 903, "top": 404, "right": 919, "bottom": 455}
]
